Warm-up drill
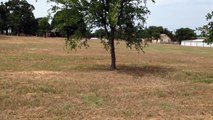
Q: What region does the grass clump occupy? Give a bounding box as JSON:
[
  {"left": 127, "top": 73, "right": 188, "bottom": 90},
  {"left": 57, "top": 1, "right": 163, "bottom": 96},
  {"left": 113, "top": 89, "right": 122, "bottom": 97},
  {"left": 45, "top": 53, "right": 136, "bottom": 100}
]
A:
[
  {"left": 38, "top": 85, "right": 58, "bottom": 94},
  {"left": 160, "top": 102, "right": 174, "bottom": 110},
  {"left": 82, "top": 95, "right": 104, "bottom": 107},
  {"left": 194, "top": 78, "right": 213, "bottom": 84},
  {"left": 192, "top": 74, "right": 213, "bottom": 84}
]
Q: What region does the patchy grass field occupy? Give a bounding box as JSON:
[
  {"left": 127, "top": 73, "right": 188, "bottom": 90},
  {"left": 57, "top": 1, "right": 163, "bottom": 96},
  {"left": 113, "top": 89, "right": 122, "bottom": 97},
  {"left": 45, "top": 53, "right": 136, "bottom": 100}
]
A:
[{"left": 0, "top": 35, "right": 213, "bottom": 120}]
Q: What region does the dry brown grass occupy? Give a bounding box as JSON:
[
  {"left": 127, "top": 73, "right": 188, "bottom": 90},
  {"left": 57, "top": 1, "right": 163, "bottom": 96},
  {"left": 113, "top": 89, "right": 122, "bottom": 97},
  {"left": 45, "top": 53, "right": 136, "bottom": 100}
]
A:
[{"left": 0, "top": 35, "right": 213, "bottom": 120}]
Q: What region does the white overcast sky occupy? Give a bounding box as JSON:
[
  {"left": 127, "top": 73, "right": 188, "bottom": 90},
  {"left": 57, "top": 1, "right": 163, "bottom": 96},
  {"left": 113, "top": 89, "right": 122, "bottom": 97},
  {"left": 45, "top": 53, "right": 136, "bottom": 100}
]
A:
[
  {"left": 1, "top": 0, "right": 213, "bottom": 32},
  {"left": 147, "top": 0, "right": 213, "bottom": 32}
]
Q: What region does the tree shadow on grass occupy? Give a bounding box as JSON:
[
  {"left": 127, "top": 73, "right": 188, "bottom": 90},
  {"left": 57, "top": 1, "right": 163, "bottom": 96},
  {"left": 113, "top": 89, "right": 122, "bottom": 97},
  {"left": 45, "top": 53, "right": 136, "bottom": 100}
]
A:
[
  {"left": 84, "top": 64, "right": 175, "bottom": 77},
  {"left": 116, "top": 65, "right": 175, "bottom": 77}
]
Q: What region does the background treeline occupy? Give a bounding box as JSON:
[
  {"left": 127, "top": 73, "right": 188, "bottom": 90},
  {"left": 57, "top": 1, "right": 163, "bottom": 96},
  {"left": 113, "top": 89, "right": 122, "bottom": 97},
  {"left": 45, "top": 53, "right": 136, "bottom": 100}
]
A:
[
  {"left": 0, "top": 0, "right": 197, "bottom": 42},
  {"left": 0, "top": 0, "right": 50, "bottom": 37},
  {"left": 0, "top": 0, "right": 37, "bottom": 35},
  {"left": 91, "top": 27, "right": 197, "bottom": 43}
]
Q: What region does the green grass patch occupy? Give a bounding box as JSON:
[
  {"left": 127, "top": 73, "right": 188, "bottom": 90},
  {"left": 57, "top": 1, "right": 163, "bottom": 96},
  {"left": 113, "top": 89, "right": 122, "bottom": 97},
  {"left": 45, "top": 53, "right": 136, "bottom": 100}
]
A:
[
  {"left": 123, "top": 110, "right": 135, "bottom": 117},
  {"left": 160, "top": 102, "right": 174, "bottom": 110},
  {"left": 194, "top": 78, "right": 213, "bottom": 84},
  {"left": 38, "top": 85, "right": 58, "bottom": 94},
  {"left": 82, "top": 95, "right": 104, "bottom": 107},
  {"left": 0, "top": 91, "right": 9, "bottom": 102}
]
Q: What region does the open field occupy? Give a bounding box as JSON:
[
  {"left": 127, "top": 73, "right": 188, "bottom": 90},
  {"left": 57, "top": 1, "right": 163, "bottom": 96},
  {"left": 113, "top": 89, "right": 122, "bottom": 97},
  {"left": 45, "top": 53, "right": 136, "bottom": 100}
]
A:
[{"left": 0, "top": 35, "right": 213, "bottom": 120}]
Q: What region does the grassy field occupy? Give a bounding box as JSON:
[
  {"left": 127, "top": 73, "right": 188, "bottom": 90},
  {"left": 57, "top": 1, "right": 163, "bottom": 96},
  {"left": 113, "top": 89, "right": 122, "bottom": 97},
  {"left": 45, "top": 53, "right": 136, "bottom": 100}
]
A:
[{"left": 0, "top": 35, "right": 213, "bottom": 120}]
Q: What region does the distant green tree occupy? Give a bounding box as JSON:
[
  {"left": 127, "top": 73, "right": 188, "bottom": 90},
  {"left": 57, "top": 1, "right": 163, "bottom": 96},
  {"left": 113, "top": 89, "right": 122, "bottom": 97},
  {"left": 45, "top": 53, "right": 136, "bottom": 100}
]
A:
[
  {"left": 37, "top": 17, "right": 50, "bottom": 37},
  {"left": 50, "top": 0, "right": 155, "bottom": 70},
  {"left": 148, "top": 26, "right": 164, "bottom": 40},
  {"left": 5, "top": 0, "right": 37, "bottom": 35},
  {"left": 51, "top": 9, "right": 87, "bottom": 40},
  {"left": 175, "top": 28, "right": 197, "bottom": 43},
  {"left": 20, "top": 1, "right": 37, "bottom": 35}
]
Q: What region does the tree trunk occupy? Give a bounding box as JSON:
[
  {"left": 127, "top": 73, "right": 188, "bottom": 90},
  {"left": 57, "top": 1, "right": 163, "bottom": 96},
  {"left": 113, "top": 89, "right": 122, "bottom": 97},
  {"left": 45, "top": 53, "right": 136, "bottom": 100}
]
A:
[
  {"left": 66, "top": 30, "right": 70, "bottom": 40},
  {"left": 110, "top": 27, "right": 116, "bottom": 70},
  {"left": 6, "top": 29, "right": 8, "bottom": 35}
]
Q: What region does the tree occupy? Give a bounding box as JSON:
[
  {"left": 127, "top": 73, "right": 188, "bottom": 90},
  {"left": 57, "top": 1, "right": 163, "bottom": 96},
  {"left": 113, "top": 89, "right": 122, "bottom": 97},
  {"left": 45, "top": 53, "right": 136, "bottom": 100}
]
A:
[
  {"left": 5, "top": 0, "right": 37, "bottom": 35},
  {"left": 51, "top": 9, "right": 87, "bottom": 40},
  {"left": 198, "top": 11, "right": 213, "bottom": 44},
  {"left": 175, "top": 28, "right": 197, "bottom": 43},
  {"left": 37, "top": 17, "right": 50, "bottom": 37},
  {"left": 50, "top": 0, "right": 155, "bottom": 70},
  {"left": 0, "top": 2, "right": 9, "bottom": 34},
  {"left": 148, "top": 26, "right": 163, "bottom": 40},
  {"left": 19, "top": 1, "right": 37, "bottom": 35}
]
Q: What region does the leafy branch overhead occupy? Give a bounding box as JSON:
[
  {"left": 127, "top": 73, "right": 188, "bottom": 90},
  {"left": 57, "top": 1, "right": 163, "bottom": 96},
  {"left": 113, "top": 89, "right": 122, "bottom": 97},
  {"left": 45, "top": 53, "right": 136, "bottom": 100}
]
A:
[{"left": 198, "top": 11, "right": 213, "bottom": 44}]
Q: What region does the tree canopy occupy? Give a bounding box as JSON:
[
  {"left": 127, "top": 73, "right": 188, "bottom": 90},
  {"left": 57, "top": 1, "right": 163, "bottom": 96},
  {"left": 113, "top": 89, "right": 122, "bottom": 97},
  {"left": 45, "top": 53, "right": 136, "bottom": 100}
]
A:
[
  {"left": 36, "top": 17, "right": 50, "bottom": 37},
  {"left": 198, "top": 11, "right": 213, "bottom": 44},
  {"left": 175, "top": 28, "right": 197, "bottom": 43},
  {"left": 0, "top": 0, "right": 37, "bottom": 35},
  {"left": 50, "top": 0, "right": 155, "bottom": 70},
  {"left": 51, "top": 8, "right": 87, "bottom": 40},
  {"left": 0, "top": 2, "right": 9, "bottom": 34}
]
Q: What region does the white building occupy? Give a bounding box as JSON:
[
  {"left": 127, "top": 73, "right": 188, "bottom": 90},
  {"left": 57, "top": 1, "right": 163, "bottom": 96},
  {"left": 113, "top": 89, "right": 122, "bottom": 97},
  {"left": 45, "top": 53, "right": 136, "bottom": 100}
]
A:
[{"left": 181, "top": 39, "right": 213, "bottom": 48}]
